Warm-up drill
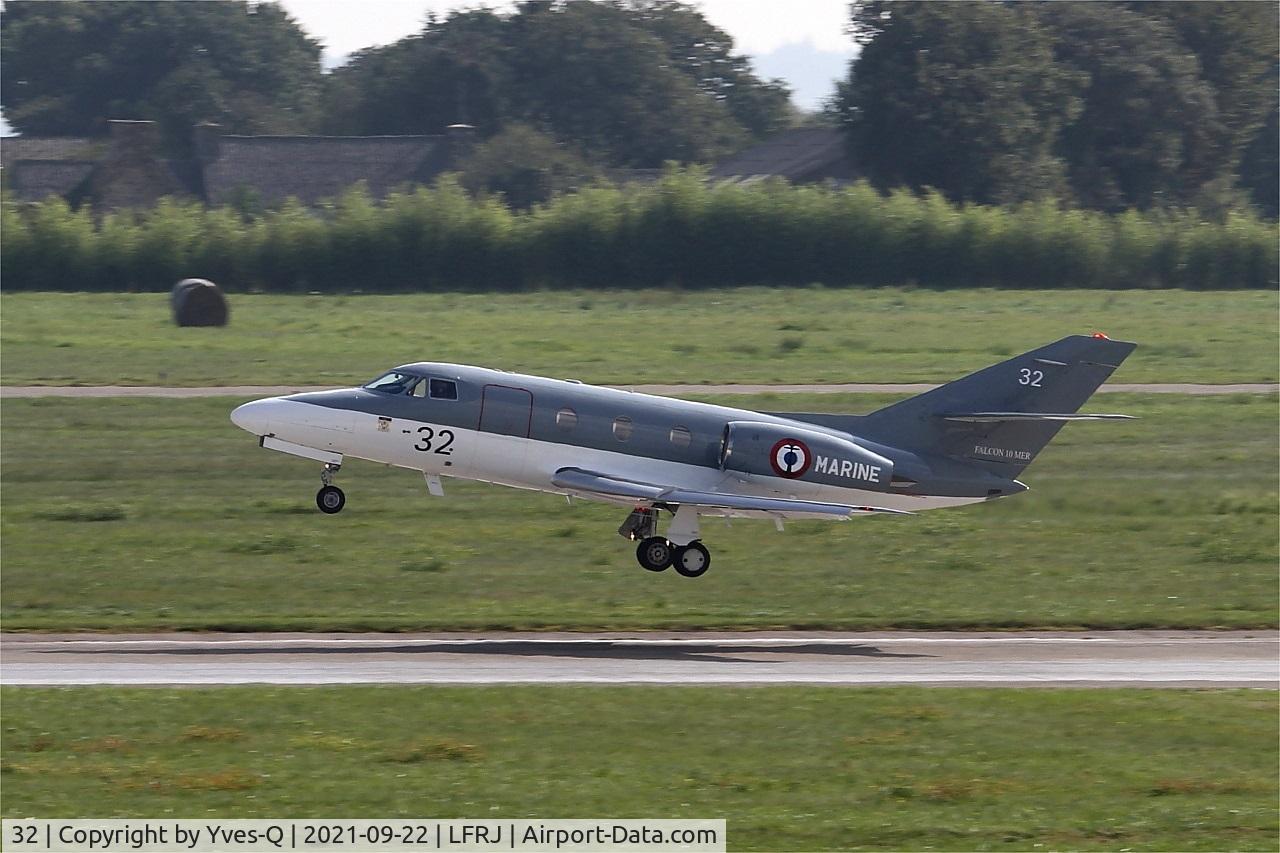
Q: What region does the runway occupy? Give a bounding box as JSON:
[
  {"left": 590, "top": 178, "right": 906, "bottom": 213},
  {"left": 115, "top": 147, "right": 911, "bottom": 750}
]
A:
[
  {"left": 3, "top": 631, "right": 1275, "bottom": 688},
  {"left": 2, "top": 382, "right": 1276, "bottom": 398}
]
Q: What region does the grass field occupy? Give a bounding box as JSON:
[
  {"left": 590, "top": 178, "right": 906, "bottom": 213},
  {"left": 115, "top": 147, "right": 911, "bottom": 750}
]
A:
[
  {"left": 1, "top": 289, "right": 1277, "bottom": 387},
  {"left": 2, "top": 686, "right": 1275, "bottom": 850},
  {"left": 2, "top": 392, "right": 1274, "bottom": 631}
]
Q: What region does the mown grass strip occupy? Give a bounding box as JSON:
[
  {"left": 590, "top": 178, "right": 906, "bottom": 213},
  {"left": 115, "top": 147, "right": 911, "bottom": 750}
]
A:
[
  {"left": 2, "top": 686, "right": 1275, "bottom": 851},
  {"left": 2, "top": 289, "right": 1277, "bottom": 387},
  {"left": 1, "top": 394, "right": 1274, "bottom": 631}
]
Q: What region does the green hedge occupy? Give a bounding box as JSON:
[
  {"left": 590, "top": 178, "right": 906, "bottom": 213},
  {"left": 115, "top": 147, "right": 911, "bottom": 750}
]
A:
[{"left": 2, "top": 171, "right": 1275, "bottom": 292}]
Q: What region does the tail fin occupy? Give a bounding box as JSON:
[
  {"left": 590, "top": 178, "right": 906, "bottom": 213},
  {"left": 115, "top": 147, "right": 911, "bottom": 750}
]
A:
[{"left": 856, "top": 335, "right": 1137, "bottom": 477}]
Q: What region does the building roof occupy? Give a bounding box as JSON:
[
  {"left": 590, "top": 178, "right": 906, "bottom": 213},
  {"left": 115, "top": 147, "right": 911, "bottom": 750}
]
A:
[
  {"left": 710, "top": 127, "right": 856, "bottom": 184},
  {"left": 0, "top": 137, "right": 100, "bottom": 172},
  {"left": 203, "top": 136, "right": 449, "bottom": 207},
  {"left": 6, "top": 160, "right": 95, "bottom": 202}
]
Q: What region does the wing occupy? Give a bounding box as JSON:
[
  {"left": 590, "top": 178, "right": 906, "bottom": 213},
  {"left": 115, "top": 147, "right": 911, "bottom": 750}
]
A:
[
  {"left": 938, "top": 412, "right": 1136, "bottom": 423},
  {"left": 551, "top": 467, "right": 910, "bottom": 520}
]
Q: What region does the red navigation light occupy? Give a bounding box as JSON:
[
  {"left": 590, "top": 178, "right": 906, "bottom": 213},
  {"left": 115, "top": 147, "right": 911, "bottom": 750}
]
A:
[{"left": 1091, "top": 332, "right": 1111, "bottom": 340}]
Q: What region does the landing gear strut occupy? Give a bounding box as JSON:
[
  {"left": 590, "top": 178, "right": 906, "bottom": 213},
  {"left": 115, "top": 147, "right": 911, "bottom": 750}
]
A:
[{"left": 316, "top": 463, "right": 345, "bottom": 514}]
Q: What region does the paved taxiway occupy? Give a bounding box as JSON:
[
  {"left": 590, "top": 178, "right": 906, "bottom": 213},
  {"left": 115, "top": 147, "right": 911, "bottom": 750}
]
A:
[
  {"left": 3, "top": 632, "right": 1275, "bottom": 688},
  {"left": 2, "top": 383, "right": 1277, "bottom": 398}
]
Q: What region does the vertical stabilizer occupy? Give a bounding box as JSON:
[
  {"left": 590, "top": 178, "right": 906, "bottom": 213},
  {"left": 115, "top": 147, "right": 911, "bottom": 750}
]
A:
[{"left": 856, "top": 335, "right": 1137, "bottom": 476}]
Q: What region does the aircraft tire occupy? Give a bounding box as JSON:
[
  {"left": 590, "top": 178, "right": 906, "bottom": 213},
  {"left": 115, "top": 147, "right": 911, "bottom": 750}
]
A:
[
  {"left": 671, "top": 541, "right": 711, "bottom": 578},
  {"left": 636, "top": 537, "right": 673, "bottom": 572},
  {"left": 316, "top": 485, "right": 346, "bottom": 514}
]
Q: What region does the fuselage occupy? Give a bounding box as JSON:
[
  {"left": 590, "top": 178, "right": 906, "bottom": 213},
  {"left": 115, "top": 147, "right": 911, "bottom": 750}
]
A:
[{"left": 231, "top": 362, "right": 1017, "bottom": 515}]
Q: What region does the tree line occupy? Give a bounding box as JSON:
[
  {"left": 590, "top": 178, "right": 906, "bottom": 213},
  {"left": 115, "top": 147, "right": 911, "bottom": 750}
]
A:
[
  {"left": 835, "top": 1, "right": 1277, "bottom": 216},
  {"left": 1, "top": 0, "right": 790, "bottom": 172},
  {"left": 3, "top": 172, "right": 1274, "bottom": 292}
]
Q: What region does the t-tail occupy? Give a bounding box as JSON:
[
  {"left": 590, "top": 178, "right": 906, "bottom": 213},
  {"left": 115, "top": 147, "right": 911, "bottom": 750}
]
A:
[{"left": 854, "top": 334, "right": 1137, "bottom": 478}]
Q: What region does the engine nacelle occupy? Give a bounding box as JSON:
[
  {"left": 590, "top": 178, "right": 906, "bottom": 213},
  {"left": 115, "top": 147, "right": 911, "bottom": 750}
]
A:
[{"left": 720, "top": 421, "right": 893, "bottom": 491}]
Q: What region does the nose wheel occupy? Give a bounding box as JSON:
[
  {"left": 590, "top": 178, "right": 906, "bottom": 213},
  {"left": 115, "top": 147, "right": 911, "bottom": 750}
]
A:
[
  {"left": 316, "top": 485, "right": 346, "bottom": 514},
  {"left": 316, "top": 463, "right": 345, "bottom": 514}
]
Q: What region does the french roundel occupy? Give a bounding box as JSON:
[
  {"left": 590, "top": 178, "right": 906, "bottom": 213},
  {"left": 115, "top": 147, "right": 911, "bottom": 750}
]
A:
[{"left": 769, "top": 438, "right": 812, "bottom": 478}]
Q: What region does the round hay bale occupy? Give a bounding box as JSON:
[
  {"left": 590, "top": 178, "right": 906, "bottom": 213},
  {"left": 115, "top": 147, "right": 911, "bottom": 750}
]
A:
[
  {"left": 170, "top": 278, "right": 205, "bottom": 310},
  {"left": 171, "top": 279, "right": 229, "bottom": 327}
]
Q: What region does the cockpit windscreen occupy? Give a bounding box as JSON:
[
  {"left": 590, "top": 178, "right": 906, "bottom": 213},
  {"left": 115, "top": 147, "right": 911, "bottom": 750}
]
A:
[{"left": 363, "top": 371, "right": 420, "bottom": 395}]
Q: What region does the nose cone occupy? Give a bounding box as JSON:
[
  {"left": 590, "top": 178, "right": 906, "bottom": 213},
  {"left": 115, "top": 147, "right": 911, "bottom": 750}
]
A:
[{"left": 230, "top": 398, "right": 279, "bottom": 436}]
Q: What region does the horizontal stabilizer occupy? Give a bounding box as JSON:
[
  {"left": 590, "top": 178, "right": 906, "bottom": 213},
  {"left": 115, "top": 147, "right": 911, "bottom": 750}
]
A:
[
  {"left": 939, "top": 412, "right": 1137, "bottom": 423},
  {"left": 551, "top": 467, "right": 911, "bottom": 519}
]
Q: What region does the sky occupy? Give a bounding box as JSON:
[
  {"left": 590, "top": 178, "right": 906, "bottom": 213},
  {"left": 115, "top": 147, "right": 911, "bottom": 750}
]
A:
[
  {"left": 279, "top": 0, "right": 857, "bottom": 109},
  {"left": 0, "top": 1, "right": 856, "bottom": 135}
]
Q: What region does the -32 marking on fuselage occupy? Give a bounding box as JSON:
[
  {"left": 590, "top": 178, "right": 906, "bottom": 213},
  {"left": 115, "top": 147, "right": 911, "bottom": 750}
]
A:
[{"left": 413, "top": 426, "right": 455, "bottom": 454}]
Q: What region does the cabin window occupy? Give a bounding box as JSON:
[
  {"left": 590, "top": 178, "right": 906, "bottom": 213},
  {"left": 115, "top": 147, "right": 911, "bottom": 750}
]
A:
[
  {"left": 429, "top": 378, "right": 458, "bottom": 400},
  {"left": 364, "top": 371, "right": 418, "bottom": 395},
  {"left": 612, "top": 416, "right": 633, "bottom": 441},
  {"left": 556, "top": 408, "right": 578, "bottom": 431},
  {"left": 669, "top": 426, "right": 692, "bottom": 448}
]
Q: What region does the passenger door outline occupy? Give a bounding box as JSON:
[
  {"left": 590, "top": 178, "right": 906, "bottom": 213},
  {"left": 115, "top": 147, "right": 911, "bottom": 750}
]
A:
[{"left": 479, "top": 384, "right": 533, "bottom": 438}]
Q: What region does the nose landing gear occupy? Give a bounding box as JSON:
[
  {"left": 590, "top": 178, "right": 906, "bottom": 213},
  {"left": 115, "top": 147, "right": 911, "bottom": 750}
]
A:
[{"left": 316, "top": 463, "right": 345, "bottom": 514}]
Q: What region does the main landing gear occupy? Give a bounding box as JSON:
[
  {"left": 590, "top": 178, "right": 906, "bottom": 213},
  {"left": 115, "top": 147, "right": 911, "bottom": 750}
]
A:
[
  {"left": 635, "top": 537, "right": 711, "bottom": 577},
  {"left": 620, "top": 506, "right": 712, "bottom": 578},
  {"left": 672, "top": 540, "right": 711, "bottom": 577},
  {"left": 316, "top": 463, "right": 345, "bottom": 514}
]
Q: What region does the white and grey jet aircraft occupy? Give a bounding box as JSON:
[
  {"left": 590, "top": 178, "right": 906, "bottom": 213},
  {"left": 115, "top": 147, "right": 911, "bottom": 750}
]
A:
[{"left": 231, "top": 334, "right": 1135, "bottom": 577}]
